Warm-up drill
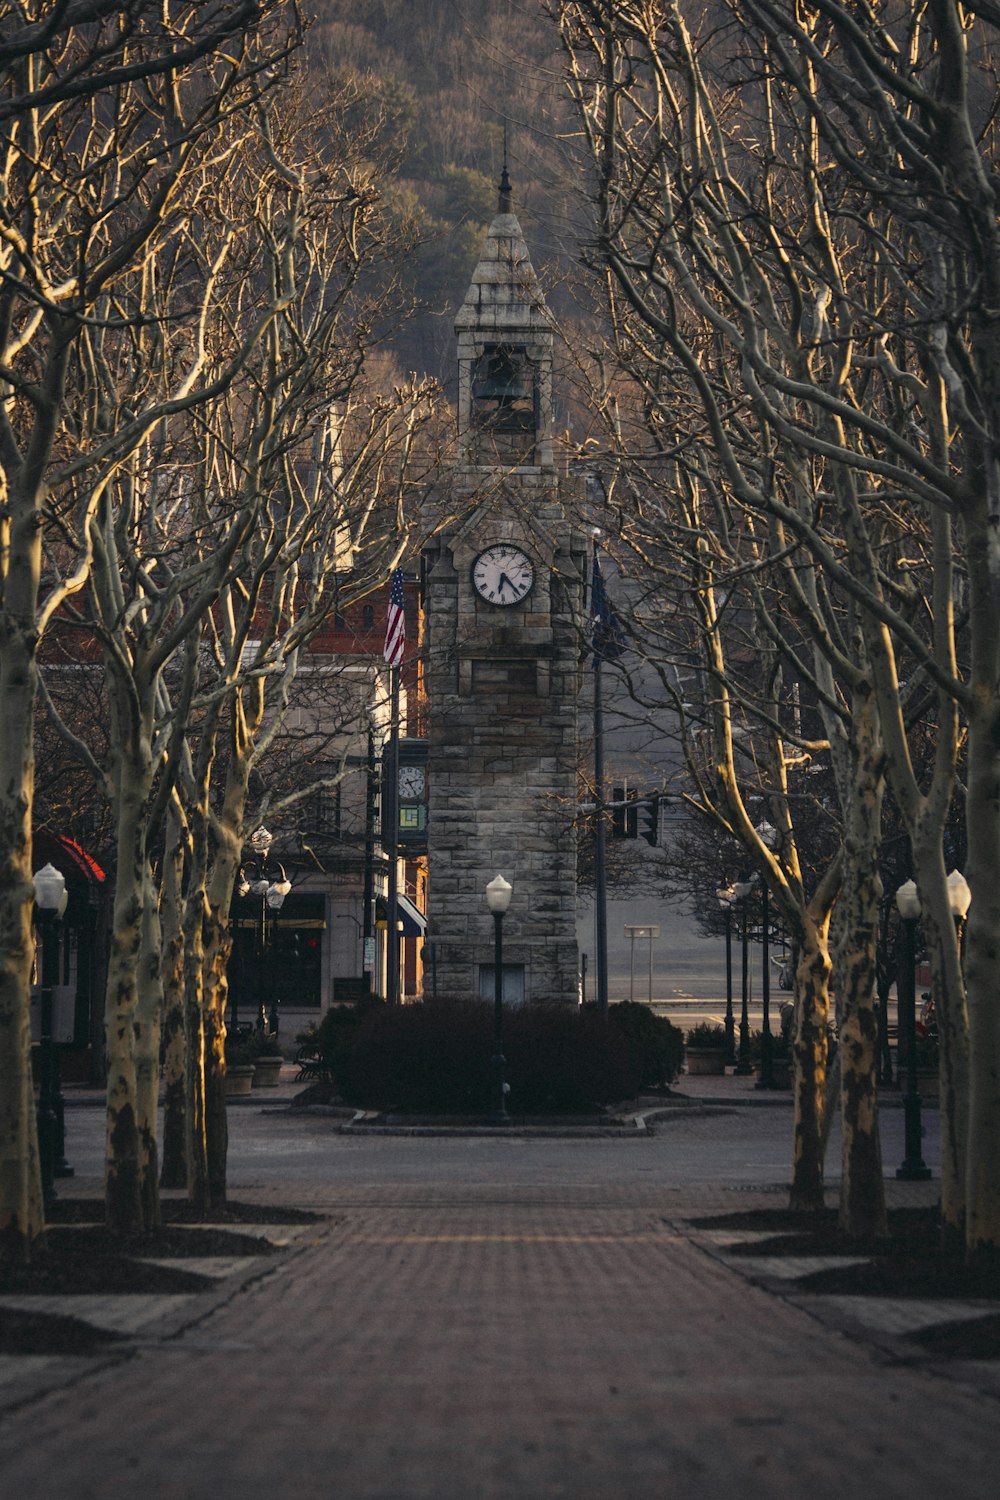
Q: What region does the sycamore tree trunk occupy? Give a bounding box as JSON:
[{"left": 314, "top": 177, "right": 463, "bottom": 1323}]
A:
[
  {"left": 183, "top": 884, "right": 210, "bottom": 1214},
  {"left": 159, "top": 814, "right": 187, "bottom": 1189},
  {"left": 205, "top": 981, "right": 228, "bottom": 1211},
  {"left": 965, "top": 708, "right": 1000, "bottom": 1264},
  {"left": 833, "top": 689, "right": 887, "bottom": 1239},
  {"left": 203, "top": 864, "right": 240, "bottom": 1210},
  {"left": 199, "top": 695, "right": 259, "bottom": 1209},
  {"left": 103, "top": 661, "right": 162, "bottom": 1233},
  {"left": 135, "top": 879, "right": 163, "bottom": 1228},
  {"left": 961, "top": 515, "right": 1000, "bottom": 1262},
  {"left": 790, "top": 919, "right": 833, "bottom": 1211},
  {"left": 0, "top": 650, "right": 43, "bottom": 1262},
  {"left": 104, "top": 765, "right": 150, "bottom": 1234},
  {"left": 0, "top": 345, "right": 72, "bottom": 1261},
  {"left": 184, "top": 815, "right": 227, "bottom": 1213}
]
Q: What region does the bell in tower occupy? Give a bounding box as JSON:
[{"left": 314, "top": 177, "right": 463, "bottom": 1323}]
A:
[
  {"left": 471, "top": 342, "right": 537, "bottom": 434},
  {"left": 455, "top": 166, "right": 554, "bottom": 469}
]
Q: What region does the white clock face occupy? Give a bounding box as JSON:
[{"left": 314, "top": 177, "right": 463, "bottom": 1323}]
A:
[
  {"left": 472, "top": 544, "right": 535, "bottom": 606},
  {"left": 398, "top": 765, "right": 425, "bottom": 799}
]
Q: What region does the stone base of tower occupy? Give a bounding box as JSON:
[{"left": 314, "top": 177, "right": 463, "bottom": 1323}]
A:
[
  {"left": 422, "top": 601, "right": 581, "bottom": 1007},
  {"left": 426, "top": 938, "right": 579, "bottom": 1009}
]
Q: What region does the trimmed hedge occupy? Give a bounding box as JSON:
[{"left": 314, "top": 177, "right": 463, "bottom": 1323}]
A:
[
  {"left": 602, "top": 1001, "right": 684, "bottom": 1088},
  {"left": 305, "top": 996, "right": 683, "bottom": 1114}
]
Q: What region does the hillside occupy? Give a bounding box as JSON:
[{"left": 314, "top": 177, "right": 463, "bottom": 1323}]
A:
[{"left": 303, "top": 1, "right": 588, "bottom": 392}]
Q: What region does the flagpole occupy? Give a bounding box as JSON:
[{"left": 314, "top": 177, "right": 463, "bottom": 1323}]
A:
[
  {"left": 385, "top": 664, "right": 401, "bottom": 1005},
  {"left": 592, "top": 534, "right": 609, "bottom": 1020},
  {"left": 382, "top": 568, "right": 406, "bottom": 1007}
]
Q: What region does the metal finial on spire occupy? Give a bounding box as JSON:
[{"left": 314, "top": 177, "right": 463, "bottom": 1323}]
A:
[{"left": 498, "top": 122, "right": 512, "bottom": 214}]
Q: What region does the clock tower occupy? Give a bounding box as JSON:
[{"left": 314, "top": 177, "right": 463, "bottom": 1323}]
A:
[{"left": 422, "top": 169, "right": 585, "bottom": 1007}]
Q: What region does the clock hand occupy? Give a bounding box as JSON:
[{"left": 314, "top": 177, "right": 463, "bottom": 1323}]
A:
[{"left": 498, "top": 572, "right": 514, "bottom": 596}]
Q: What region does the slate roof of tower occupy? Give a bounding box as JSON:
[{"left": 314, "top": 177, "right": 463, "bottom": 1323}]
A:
[{"left": 454, "top": 209, "right": 551, "bottom": 334}]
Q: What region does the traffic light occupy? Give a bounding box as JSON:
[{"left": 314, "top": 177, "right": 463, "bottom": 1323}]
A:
[
  {"left": 610, "top": 786, "right": 638, "bottom": 838},
  {"left": 637, "top": 795, "right": 659, "bottom": 846}
]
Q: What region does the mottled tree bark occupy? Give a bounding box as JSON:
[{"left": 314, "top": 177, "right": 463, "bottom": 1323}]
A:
[
  {"left": 790, "top": 923, "right": 832, "bottom": 1212},
  {"left": 103, "top": 767, "right": 149, "bottom": 1235},
  {"left": 0, "top": 654, "right": 44, "bottom": 1263},
  {"left": 135, "top": 881, "right": 163, "bottom": 1229},
  {"left": 959, "top": 507, "right": 1000, "bottom": 1262},
  {"left": 0, "top": 338, "right": 72, "bottom": 1262},
  {"left": 159, "top": 812, "right": 188, "bottom": 1190},
  {"left": 182, "top": 885, "right": 210, "bottom": 1215},
  {"left": 833, "top": 688, "right": 887, "bottom": 1239}
]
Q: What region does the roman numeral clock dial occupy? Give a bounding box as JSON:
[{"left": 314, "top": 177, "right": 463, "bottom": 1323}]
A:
[{"left": 472, "top": 544, "right": 535, "bottom": 606}]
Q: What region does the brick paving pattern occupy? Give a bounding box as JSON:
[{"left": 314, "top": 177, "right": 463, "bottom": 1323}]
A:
[{"left": 0, "top": 1081, "right": 993, "bottom": 1498}]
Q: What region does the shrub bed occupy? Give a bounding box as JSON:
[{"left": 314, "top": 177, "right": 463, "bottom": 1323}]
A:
[
  {"left": 304, "top": 996, "right": 683, "bottom": 1114},
  {"left": 601, "top": 1001, "right": 684, "bottom": 1089}
]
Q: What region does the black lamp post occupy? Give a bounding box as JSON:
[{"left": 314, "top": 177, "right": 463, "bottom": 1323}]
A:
[
  {"left": 732, "top": 877, "right": 754, "bottom": 1075},
  {"left": 894, "top": 879, "right": 930, "bottom": 1181},
  {"left": 716, "top": 886, "right": 736, "bottom": 1066},
  {"left": 755, "top": 822, "right": 778, "bottom": 1090},
  {"left": 236, "top": 826, "right": 290, "bottom": 1035},
  {"left": 486, "top": 873, "right": 512, "bottom": 1124},
  {"left": 33, "top": 861, "right": 68, "bottom": 1203}
]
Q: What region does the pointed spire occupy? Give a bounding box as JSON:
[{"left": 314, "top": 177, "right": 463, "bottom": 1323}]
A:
[{"left": 498, "top": 123, "right": 512, "bottom": 214}]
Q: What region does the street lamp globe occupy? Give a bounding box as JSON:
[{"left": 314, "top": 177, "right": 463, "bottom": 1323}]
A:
[
  {"left": 485, "top": 873, "right": 513, "bottom": 915},
  {"left": 946, "top": 869, "right": 972, "bottom": 921},
  {"left": 250, "top": 826, "right": 273, "bottom": 857},
  {"left": 895, "top": 879, "right": 921, "bottom": 921},
  {"left": 32, "top": 862, "right": 67, "bottom": 915}
]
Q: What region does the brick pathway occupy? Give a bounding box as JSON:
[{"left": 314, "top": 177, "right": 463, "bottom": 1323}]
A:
[{"left": 0, "top": 1155, "right": 996, "bottom": 1500}]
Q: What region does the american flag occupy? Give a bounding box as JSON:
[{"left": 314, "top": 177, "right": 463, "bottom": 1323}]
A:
[{"left": 383, "top": 568, "right": 406, "bottom": 667}]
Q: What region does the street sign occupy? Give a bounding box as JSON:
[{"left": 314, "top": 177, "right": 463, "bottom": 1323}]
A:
[{"left": 624, "top": 924, "right": 660, "bottom": 1003}]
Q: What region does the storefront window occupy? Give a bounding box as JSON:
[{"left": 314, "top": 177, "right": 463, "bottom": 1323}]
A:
[{"left": 232, "top": 892, "right": 325, "bottom": 1015}]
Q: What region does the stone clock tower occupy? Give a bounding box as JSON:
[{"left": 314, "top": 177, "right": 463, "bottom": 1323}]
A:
[{"left": 422, "top": 170, "right": 585, "bottom": 1006}]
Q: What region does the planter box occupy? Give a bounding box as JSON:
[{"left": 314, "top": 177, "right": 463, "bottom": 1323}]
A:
[
  {"left": 225, "top": 1064, "right": 256, "bottom": 1098},
  {"left": 685, "top": 1047, "right": 727, "bottom": 1076},
  {"left": 753, "top": 1059, "right": 792, "bottom": 1089},
  {"left": 251, "top": 1055, "right": 283, "bottom": 1088}
]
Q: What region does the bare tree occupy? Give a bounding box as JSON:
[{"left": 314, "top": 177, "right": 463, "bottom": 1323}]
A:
[
  {"left": 0, "top": 1, "right": 299, "bottom": 1262},
  {"left": 38, "top": 74, "right": 437, "bottom": 1230},
  {"left": 555, "top": 0, "right": 999, "bottom": 1245}
]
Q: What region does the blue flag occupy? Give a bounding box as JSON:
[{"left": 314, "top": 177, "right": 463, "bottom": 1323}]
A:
[{"left": 591, "top": 550, "right": 625, "bottom": 665}]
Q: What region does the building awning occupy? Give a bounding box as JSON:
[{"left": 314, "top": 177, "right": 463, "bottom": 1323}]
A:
[
  {"left": 397, "top": 893, "right": 426, "bottom": 938},
  {"left": 34, "top": 831, "right": 106, "bottom": 884}
]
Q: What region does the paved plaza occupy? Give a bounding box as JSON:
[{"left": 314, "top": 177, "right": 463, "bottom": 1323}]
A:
[{"left": 0, "top": 1078, "right": 996, "bottom": 1500}]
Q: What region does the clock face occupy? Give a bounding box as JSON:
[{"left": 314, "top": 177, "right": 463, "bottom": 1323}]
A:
[
  {"left": 472, "top": 544, "right": 535, "bottom": 606},
  {"left": 398, "top": 765, "right": 426, "bottom": 799}
]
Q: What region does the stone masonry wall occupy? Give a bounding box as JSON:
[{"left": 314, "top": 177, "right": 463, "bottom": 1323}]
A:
[{"left": 423, "top": 471, "right": 585, "bottom": 1006}]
